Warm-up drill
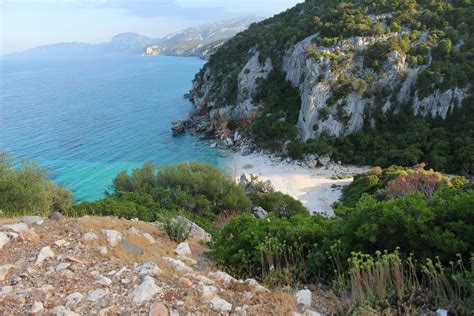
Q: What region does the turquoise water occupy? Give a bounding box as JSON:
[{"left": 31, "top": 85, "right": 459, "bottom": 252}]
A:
[{"left": 0, "top": 56, "right": 223, "bottom": 202}]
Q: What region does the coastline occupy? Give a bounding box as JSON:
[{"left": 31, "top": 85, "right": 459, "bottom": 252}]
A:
[{"left": 226, "top": 151, "right": 369, "bottom": 216}]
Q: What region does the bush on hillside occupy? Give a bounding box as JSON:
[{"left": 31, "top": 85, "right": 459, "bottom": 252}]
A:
[
  {"left": 0, "top": 152, "right": 73, "bottom": 217},
  {"left": 255, "top": 192, "right": 309, "bottom": 217}
]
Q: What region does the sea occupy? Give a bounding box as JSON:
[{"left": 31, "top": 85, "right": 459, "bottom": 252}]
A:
[{"left": 0, "top": 55, "right": 224, "bottom": 202}]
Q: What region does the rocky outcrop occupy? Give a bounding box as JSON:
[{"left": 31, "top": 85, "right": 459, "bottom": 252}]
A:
[{"left": 0, "top": 216, "right": 315, "bottom": 315}]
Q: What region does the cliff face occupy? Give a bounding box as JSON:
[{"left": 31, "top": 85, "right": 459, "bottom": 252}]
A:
[
  {"left": 282, "top": 33, "right": 469, "bottom": 140},
  {"left": 188, "top": 1, "right": 472, "bottom": 146}
]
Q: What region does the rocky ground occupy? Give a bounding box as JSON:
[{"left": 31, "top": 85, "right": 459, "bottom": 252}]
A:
[{"left": 0, "top": 215, "right": 336, "bottom": 315}]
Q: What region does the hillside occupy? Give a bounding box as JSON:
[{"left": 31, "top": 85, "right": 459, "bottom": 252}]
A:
[
  {"left": 144, "top": 17, "right": 262, "bottom": 59},
  {"left": 189, "top": 0, "right": 474, "bottom": 174},
  {"left": 0, "top": 216, "right": 321, "bottom": 314}
]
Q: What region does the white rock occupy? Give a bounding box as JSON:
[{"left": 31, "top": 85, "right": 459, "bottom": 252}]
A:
[
  {"left": 208, "top": 271, "right": 236, "bottom": 287},
  {"left": 65, "top": 292, "right": 83, "bottom": 306},
  {"left": 35, "top": 246, "right": 55, "bottom": 265},
  {"left": 142, "top": 232, "right": 155, "bottom": 244},
  {"left": 131, "top": 276, "right": 160, "bottom": 304},
  {"left": 29, "top": 301, "right": 44, "bottom": 313},
  {"left": 3, "top": 222, "right": 29, "bottom": 233},
  {"left": 21, "top": 216, "right": 44, "bottom": 225},
  {"left": 101, "top": 230, "right": 122, "bottom": 247},
  {"left": 126, "top": 226, "right": 140, "bottom": 235},
  {"left": 175, "top": 242, "right": 192, "bottom": 257},
  {"left": 305, "top": 310, "right": 322, "bottom": 316},
  {"left": 135, "top": 262, "right": 162, "bottom": 277},
  {"left": 54, "top": 239, "right": 68, "bottom": 247},
  {"left": 98, "top": 246, "right": 108, "bottom": 255},
  {"left": 209, "top": 296, "right": 232, "bottom": 312},
  {"left": 0, "top": 264, "right": 14, "bottom": 281},
  {"left": 87, "top": 288, "right": 109, "bottom": 302},
  {"left": 174, "top": 216, "right": 211, "bottom": 242},
  {"left": 51, "top": 305, "right": 80, "bottom": 316},
  {"left": 197, "top": 284, "right": 218, "bottom": 299},
  {"left": 245, "top": 278, "right": 270, "bottom": 293},
  {"left": 55, "top": 262, "right": 71, "bottom": 271},
  {"left": 0, "top": 286, "right": 13, "bottom": 295},
  {"left": 0, "top": 232, "right": 9, "bottom": 249},
  {"left": 83, "top": 232, "right": 98, "bottom": 242},
  {"left": 295, "top": 289, "right": 312, "bottom": 309},
  {"left": 162, "top": 257, "right": 192, "bottom": 273},
  {"left": 96, "top": 275, "right": 112, "bottom": 286}
]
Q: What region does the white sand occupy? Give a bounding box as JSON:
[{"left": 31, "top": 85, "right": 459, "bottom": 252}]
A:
[{"left": 228, "top": 152, "right": 369, "bottom": 216}]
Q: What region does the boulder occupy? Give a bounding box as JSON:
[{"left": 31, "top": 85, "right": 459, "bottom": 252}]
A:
[
  {"left": 317, "top": 155, "right": 331, "bottom": 166},
  {"left": 48, "top": 211, "right": 64, "bottom": 221},
  {"left": 82, "top": 232, "right": 98, "bottom": 242},
  {"left": 143, "top": 233, "right": 156, "bottom": 244},
  {"left": 121, "top": 240, "right": 144, "bottom": 256},
  {"left": 252, "top": 207, "right": 268, "bottom": 219},
  {"left": 175, "top": 242, "right": 192, "bottom": 257},
  {"left": 136, "top": 263, "right": 162, "bottom": 278},
  {"left": 98, "top": 246, "right": 108, "bottom": 255},
  {"left": 171, "top": 121, "right": 185, "bottom": 136},
  {"left": 0, "top": 232, "right": 10, "bottom": 250},
  {"left": 2, "top": 222, "right": 29, "bottom": 233},
  {"left": 208, "top": 271, "right": 237, "bottom": 287},
  {"left": 101, "top": 230, "right": 122, "bottom": 247},
  {"left": 161, "top": 257, "right": 193, "bottom": 273},
  {"left": 197, "top": 284, "right": 218, "bottom": 299},
  {"left": 295, "top": 289, "right": 312, "bottom": 309},
  {"left": 65, "top": 292, "right": 83, "bottom": 306},
  {"left": 208, "top": 296, "right": 232, "bottom": 312},
  {"left": 21, "top": 216, "right": 44, "bottom": 225},
  {"left": 87, "top": 288, "right": 109, "bottom": 302},
  {"left": 36, "top": 246, "right": 55, "bottom": 265},
  {"left": 174, "top": 216, "right": 211, "bottom": 242},
  {"left": 131, "top": 276, "right": 160, "bottom": 304}
]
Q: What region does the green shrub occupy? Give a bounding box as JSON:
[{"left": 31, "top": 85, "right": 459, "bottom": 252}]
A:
[
  {"left": 255, "top": 192, "right": 309, "bottom": 217},
  {"left": 287, "top": 139, "right": 305, "bottom": 160},
  {"left": 162, "top": 217, "right": 191, "bottom": 243},
  {"left": 0, "top": 152, "right": 73, "bottom": 217}
]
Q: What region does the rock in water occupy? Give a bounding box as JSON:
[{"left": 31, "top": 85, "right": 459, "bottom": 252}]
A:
[
  {"left": 171, "top": 121, "right": 186, "bottom": 136},
  {"left": 131, "top": 276, "right": 160, "bottom": 304},
  {"left": 36, "top": 246, "right": 55, "bottom": 265}
]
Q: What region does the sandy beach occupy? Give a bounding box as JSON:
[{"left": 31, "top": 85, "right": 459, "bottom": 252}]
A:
[{"left": 229, "top": 152, "right": 369, "bottom": 216}]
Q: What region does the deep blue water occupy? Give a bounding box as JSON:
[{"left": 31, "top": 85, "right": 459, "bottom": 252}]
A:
[{"left": 0, "top": 55, "right": 223, "bottom": 202}]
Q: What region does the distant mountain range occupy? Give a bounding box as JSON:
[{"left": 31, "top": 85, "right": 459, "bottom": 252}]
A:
[
  {"left": 7, "top": 17, "right": 262, "bottom": 59},
  {"left": 144, "top": 17, "right": 262, "bottom": 59}
]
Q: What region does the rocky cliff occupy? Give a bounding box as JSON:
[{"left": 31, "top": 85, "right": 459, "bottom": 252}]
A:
[
  {"left": 188, "top": 1, "right": 473, "bottom": 152},
  {"left": 144, "top": 17, "right": 262, "bottom": 59}
]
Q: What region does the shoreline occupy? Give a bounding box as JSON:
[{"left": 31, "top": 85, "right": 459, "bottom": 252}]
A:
[{"left": 225, "top": 151, "right": 369, "bottom": 216}]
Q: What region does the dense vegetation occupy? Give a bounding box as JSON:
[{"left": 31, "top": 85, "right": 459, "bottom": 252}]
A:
[
  {"left": 0, "top": 152, "right": 72, "bottom": 217},
  {"left": 213, "top": 166, "right": 474, "bottom": 313},
  {"left": 194, "top": 0, "right": 474, "bottom": 174},
  {"left": 68, "top": 162, "right": 251, "bottom": 231},
  {"left": 1, "top": 152, "right": 472, "bottom": 313}
]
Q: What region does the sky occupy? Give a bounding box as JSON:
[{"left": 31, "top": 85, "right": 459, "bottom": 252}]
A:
[{"left": 0, "top": 0, "right": 303, "bottom": 55}]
